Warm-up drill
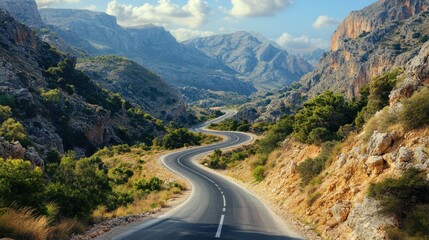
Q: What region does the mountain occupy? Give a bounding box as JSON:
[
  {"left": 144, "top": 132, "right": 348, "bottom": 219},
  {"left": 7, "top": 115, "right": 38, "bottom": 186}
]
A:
[
  {"left": 300, "top": 0, "right": 429, "bottom": 99},
  {"left": 184, "top": 32, "right": 313, "bottom": 90},
  {"left": 0, "top": 0, "right": 44, "bottom": 28},
  {"left": 290, "top": 48, "right": 326, "bottom": 67},
  {"left": 0, "top": 9, "right": 167, "bottom": 161},
  {"left": 39, "top": 9, "right": 256, "bottom": 95},
  {"left": 76, "top": 56, "right": 189, "bottom": 123}
]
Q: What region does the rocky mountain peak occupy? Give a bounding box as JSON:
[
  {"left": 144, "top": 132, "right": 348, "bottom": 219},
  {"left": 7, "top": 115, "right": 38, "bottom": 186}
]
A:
[
  {"left": 0, "top": 0, "right": 44, "bottom": 28},
  {"left": 331, "top": 0, "right": 429, "bottom": 51}
]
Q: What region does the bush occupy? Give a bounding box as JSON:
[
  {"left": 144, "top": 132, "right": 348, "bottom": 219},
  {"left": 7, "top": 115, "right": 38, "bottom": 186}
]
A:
[
  {"left": 0, "top": 118, "right": 26, "bottom": 142},
  {"left": 0, "top": 105, "right": 12, "bottom": 123},
  {"left": 252, "top": 165, "right": 265, "bottom": 182},
  {"left": 368, "top": 168, "right": 429, "bottom": 238},
  {"left": 162, "top": 128, "right": 201, "bottom": 149},
  {"left": 257, "top": 115, "right": 294, "bottom": 155},
  {"left": 134, "top": 177, "right": 163, "bottom": 193},
  {"left": 41, "top": 89, "right": 62, "bottom": 103},
  {"left": 0, "top": 160, "right": 46, "bottom": 213},
  {"left": 399, "top": 87, "right": 429, "bottom": 130},
  {"left": 293, "top": 91, "right": 355, "bottom": 144}
]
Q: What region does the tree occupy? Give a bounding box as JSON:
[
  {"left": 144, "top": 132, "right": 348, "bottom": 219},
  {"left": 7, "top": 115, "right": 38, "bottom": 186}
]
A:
[
  {"left": 293, "top": 91, "right": 354, "bottom": 144},
  {"left": 0, "top": 118, "right": 26, "bottom": 142}
]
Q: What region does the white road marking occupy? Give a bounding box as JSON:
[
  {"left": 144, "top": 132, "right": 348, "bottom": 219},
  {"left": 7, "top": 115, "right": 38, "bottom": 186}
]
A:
[
  {"left": 215, "top": 215, "right": 225, "bottom": 238},
  {"left": 223, "top": 208, "right": 226, "bottom": 212},
  {"left": 223, "top": 195, "right": 226, "bottom": 207}
]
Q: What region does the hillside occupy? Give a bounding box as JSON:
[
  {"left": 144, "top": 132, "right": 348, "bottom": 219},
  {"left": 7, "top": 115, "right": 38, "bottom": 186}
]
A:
[
  {"left": 0, "top": 9, "right": 167, "bottom": 161},
  {"left": 300, "top": 0, "right": 429, "bottom": 99},
  {"left": 208, "top": 40, "right": 429, "bottom": 239},
  {"left": 236, "top": 0, "right": 429, "bottom": 123},
  {"left": 185, "top": 32, "right": 313, "bottom": 90},
  {"left": 76, "top": 56, "right": 189, "bottom": 123},
  {"left": 39, "top": 9, "right": 256, "bottom": 96}
]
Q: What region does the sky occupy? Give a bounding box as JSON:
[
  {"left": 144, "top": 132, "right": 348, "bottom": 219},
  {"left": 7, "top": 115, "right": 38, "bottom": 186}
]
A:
[{"left": 35, "top": 0, "right": 377, "bottom": 53}]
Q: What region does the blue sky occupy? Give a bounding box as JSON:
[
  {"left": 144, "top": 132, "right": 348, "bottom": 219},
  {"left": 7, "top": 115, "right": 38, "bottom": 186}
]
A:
[{"left": 36, "top": 0, "right": 377, "bottom": 52}]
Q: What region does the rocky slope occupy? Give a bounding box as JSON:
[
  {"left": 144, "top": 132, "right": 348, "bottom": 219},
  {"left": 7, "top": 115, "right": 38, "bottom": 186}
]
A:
[
  {"left": 76, "top": 56, "right": 189, "bottom": 123},
  {"left": 0, "top": 9, "right": 165, "bottom": 163},
  {"left": 185, "top": 32, "right": 313, "bottom": 90},
  {"left": 219, "top": 41, "right": 429, "bottom": 240},
  {"left": 0, "top": 0, "right": 44, "bottom": 28},
  {"left": 39, "top": 9, "right": 256, "bottom": 95},
  {"left": 300, "top": 0, "right": 429, "bottom": 99}
]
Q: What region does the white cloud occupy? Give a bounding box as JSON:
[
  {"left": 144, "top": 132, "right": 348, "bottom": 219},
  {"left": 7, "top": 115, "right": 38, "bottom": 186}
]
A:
[
  {"left": 230, "top": 0, "right": 292, "bottom": 17},
  {"left": 170, "top": 28, "right": 214, "bottom": 42},
  {"left": 36, "top": 0, "right": 80, "bottom": 8},
  {"left": 276, "top": 32, "right": 329, "bottom": 53},
  {"left": 312, "top": 16, "right": 340, "bottom": 29},
  {"left": 83, "top": 5, "right": 97, "bottom": 11},
  {"left": 106, "top": 0, "right": 210, "bottom": 28}
]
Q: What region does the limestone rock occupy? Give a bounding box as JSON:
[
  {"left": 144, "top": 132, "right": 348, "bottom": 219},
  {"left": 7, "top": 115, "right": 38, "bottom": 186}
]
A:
[
  {"left": 367, "top": 131, "right": 393, "bottom": 156},
  {"left": 331, "top": 202, "right": 350, "bottom": 223},
  {"left": 414, "top": 146, "right": 428, "bottom": 164},
  {"left": 346, "top": 197, "right": 395, "bottom": 240},
  {"left": 24, "top": 147, "right": 44, "bottom": 167},
  {"left": 0, "top": 141, "right": 24, "bottom": 160},
  {"left": 366, "top": 156, "right": 385, "bottom": 174},
  {"left": 289, "top": 161, "right": 297, "bottom": 175},
  {"left": 397, "top": 147, "right": 413, "bottom": 162}
]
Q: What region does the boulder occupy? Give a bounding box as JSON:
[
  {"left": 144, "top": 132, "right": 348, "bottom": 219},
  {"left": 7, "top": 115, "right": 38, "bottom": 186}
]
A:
[
  {"left": 331, "top": 202, "right": 350, "bottom": 223},
  {"left": 24, "top": 147, "right": 44, "bottom": 167},
  {"left": 367, "top": 131, "right": 393, "bottom": 156},
  {"left": 346, "top": 197, "right": 395, "bottom": 240},
  {"left": 397, "top": 147, "right": 413, "bottom": 162},
  {"left": 366, "top": 156, "right": 385, "bottom": 174},
  {"left": 414, "top": 146, "right": 428, "bottom": 164}
]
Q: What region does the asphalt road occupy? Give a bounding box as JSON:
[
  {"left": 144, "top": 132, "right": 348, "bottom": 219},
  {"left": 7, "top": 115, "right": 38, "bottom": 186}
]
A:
[{"left": 116, "top": 111, "right": 302, "bottom": 240}]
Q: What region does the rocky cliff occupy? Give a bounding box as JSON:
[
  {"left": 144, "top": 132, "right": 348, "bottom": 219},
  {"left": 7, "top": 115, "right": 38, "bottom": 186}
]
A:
[
  {"left": 39, "top": 9, "right": 256, "bottom": 95},
  {"left": 76, "top": 56, "right": 189, "bottom": 123},
  {"left": 300, "top": 0, "right": 429, "bottom": 99},
  {"left": 220, "top": 41, "right": 429, "bottom": 240},
  {"left": 0, "top": 9, "right": 166, "bottom": 163},
  {"left": 185, "top": 32, "right": 313, "bottom": 90},
  {"left": 0, "top": 0, "right": 44, "bottom": 28}
]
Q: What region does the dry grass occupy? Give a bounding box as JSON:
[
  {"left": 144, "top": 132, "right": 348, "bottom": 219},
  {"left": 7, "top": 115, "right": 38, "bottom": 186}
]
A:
[
  {"left": 0, "top": 207, "right": 51, "bottom": 240},
  {"left": 49, "top": 218, "right": 87, "bottom": 240},
  {"left": 363, "top": 107, "right": 403, "bottom": 140}
]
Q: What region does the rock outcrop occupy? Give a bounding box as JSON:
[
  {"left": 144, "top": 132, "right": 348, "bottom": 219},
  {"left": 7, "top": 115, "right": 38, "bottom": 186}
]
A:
[
  {"left": 300, "top": 0, "right": 429, "bottom": 99},
  {"left": 185, "top": 32, "right": 313, "bottom": 90},
  {"left": 0, "top": 0, "right": 44, "bottom": 28},
  {"left": 0, "top": 9, "right": 166, "bottom": 158},
  {"left": 39, "top": 9, "right": 256, "bottom": 96}
]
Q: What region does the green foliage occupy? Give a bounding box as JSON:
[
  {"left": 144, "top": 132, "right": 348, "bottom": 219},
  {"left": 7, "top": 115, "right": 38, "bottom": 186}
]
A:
[
  {"left": 296, "top": 142, "right": 337, "bottom": 187},
  {"left": 209, "top": 119, "right": 251, "bottom": 132},
  {"left": 252, "top": 165, "right": 265, "bottom": 182},
  {"left": 0, "top": 105, "right": 12, "bottom": 123},
  {"left": 355, "top": 69, "right": 402, "bottom": 127},
  {"left": 133, "top": 177, "right": 163, "bottom": 193},
  {"left": 0, "top": 94, "right": 15, "bottom": 108},
  {"left": 257, "top": 115, "right": 294, "bottom": 155},
  {"left": 412, "top": 32, "right": 422, "bottom": 39},
  {"left": 46, "top": 156, "right": 111, "bottom": 219},
  {"left": 368, "top": 168, "right": 429, "bottom": 238},
  {"left": 162, "top": 128, "right": 201, "bottom": 149},
  {"left": 206, "top": 146, "right": 255, "bottom": 169},
  {"left": 0, "top": 118, "right": 26, "bottom": 142},
  {"left": 0, "top": 160, "right": 46, "bottom": 213},
  {"left": 293, "top": 91, "right": 355, "bottom": 144},
  {"left": 108, "top": 164, "right": 134, "bottom": 185},
  {"left": 112, "top": 144, "right": 131, "bottom": 154},
  {"left": 41, "top": 88, "right": 62, "bottom": 103},
  {"left": 399, "top": 87, "right": 429, "bottom": 130}
]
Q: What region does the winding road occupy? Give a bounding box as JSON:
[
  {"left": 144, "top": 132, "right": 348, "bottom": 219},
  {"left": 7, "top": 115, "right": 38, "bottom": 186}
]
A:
[{"left": 116, "top": 111, "right": 302, "bottom": 240}]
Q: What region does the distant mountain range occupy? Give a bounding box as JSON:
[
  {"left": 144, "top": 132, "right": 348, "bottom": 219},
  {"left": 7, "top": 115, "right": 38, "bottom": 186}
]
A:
[{"left": 185, "top": 32, "right": 313, "bottom": 90}]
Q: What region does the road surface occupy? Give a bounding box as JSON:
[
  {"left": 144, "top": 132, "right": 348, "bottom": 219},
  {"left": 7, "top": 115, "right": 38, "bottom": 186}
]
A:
[{"left": 116, "top": 111, "right": 302, "bottom": 240}]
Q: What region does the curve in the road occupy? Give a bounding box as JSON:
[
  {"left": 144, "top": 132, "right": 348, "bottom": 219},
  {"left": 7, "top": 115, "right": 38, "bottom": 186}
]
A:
[{"left": 115, "top": 111, "right": 302, "bottom": 240}]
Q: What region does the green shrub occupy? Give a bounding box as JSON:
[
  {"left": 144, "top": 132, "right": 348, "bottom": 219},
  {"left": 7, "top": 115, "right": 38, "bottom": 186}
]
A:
[
  {"left": 0, "top": 105, "right": 12, "bottom": 123},
  {"left": 162, "top": 128, "right": 201, "bottom": 149},
  {"left": 108, "top": 164, "right": 134, "bottom": 184},
  {"left": 257, "top": 115, "right": 294, "bottom": 155},
  {"left": 112, "top": 144, "right": 131, "bottom": 154},
  {"left": 399, "top": 87, "right": 429, "bottom": 130},
  {"left": 368, "top": 168, "right": 429, "bottom": 238},
  {"left": 134, "top": 177, "right": 163, "bottom": 193},
  {"left": 293, "top": 91, "right": 355, "bottom": 144},
  {"left": 252, "top": 165, "right": 265, "bottom": 182},
  {"left": 0, "top": 118, "right": 26, "bottom": 142},
  {"left": 0, "top": 160, "right": 46, "bottom": 213},
  {"left": 41, "top": 89, "right": 62, "bottom": 103}
]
